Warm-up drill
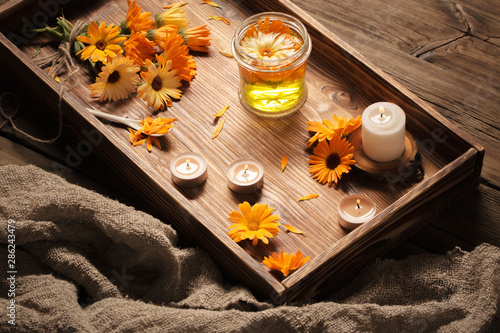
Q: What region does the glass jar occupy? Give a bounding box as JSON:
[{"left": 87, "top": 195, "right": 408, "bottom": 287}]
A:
[{"left": 232, "top": 12, "right": 312, "bottom": 117}]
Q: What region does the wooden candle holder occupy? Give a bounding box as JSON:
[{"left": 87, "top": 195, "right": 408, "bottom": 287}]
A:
[{"left": 350, "top": 127, "right": 423, "bottom": 181}]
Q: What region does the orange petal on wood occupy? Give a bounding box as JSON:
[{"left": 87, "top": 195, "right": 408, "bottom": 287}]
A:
[
  {"left": 213, "top": 105, "right": 229, "bottom": 117},
  {"left": 281, "top": 155, "right": 288, "bottom": 172},
  {"left": 209, "top": 15, "right": 230, "bottom": 24},
  {"left": 133, "top": 138, "right": 146, "bottom": 146},
  {"left": 219, "top": 50, "right": 233, "bottom": 58},
  {"left": 284, "top": 224, "right": 305, "bottom": 234},
  {"left": 202, "top": 0, "right": 220, "bottom": 8},
  {"left": 298, "top": 194, "right": 319, "bottom": 201},
  {"left": 212, "top": 118, "right": 225, "bottom": 139}
]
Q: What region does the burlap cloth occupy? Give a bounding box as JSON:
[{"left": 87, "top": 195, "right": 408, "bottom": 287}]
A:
[{"left": 1, "top": 164, "right": 499, "bottom": 332}]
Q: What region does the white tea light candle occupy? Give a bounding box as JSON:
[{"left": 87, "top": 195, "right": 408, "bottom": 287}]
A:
[
  {"left": 170, "top": 152, "right": 208, "bottom": 188},
  {"left": 226, "top": 158, "right": 264, "bottom": 194},
  {"left": 361, "top": 102, "right": 406, "bottom": 162},
  {"left": 338, "top": 195, "right": 376, "bottom": 230}
]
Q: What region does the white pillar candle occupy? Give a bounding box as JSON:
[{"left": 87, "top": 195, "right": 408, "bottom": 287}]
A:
[
  {"left": 170, "top": 152, "right": 208, "bottom": 188},
  {"left": 338, "top": 195, "right": 376, "bottom": 230},
  {"left": 226, "top": 158, "right": 264, "bottom": 194},
  {"left": 361, "top": 102, "right": 406, "bottom": 162}
]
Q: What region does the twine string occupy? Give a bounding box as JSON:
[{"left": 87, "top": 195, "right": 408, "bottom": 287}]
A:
[{"left": 0, "top": 20, "right": 86, "bottom": 144}]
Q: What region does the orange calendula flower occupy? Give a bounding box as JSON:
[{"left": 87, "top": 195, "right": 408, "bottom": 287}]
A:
[
  {"left": 128, "top": 115, "right": 177, "bottom": 151},
  {"left": 178, "top": 25, "right": 211, "bottom": 53},
  {"left": 155, "top": 2, "right": 188, "bottom": 29},
  {"left": 156, "top": 32, "right": 196, "bottom": 82},
  {"left": 307, "top": 115, "right": 362, "bottom": 147},
  {"left": 76, "top": 21, "right": 125, "bottom": 63},
  {"left": 89, "top": 54, "right": 140, "bottom": 102},
  {"left": 123, "top": 32, "right": 156, "bottom": 66},
  {"left": 227, "top": 202, "right": 281, "bottom": 246},
  {"left": 263, "top": 250, "right": 310, "bottom": 277},
  {"left": 240, "top": 31, "right": 298, "bottom": 60},
  {"left": 309, "top": 136, "right": 356, "bottom": 186},
  {"left": 123, "top": 0, "right": 155, "bottom": 34},
  {"left": 245, "top": 16, "right": 291, "bottom": 39},
  {"left": 137, "top": 54, "right": 182, "bottom": 110}
]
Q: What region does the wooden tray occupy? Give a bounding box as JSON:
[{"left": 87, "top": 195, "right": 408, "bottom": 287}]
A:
[{"left": 0, "top": 0, "right": 484, "bottom": 302}]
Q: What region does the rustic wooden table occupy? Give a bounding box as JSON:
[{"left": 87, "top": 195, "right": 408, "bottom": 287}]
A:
[{"left": 1, "top": 0, "right": 498, "bottom": 263}]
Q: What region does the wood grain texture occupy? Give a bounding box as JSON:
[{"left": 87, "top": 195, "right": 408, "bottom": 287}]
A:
[{"left": 0, "top": 0, "right": 490, "bottom": 302}]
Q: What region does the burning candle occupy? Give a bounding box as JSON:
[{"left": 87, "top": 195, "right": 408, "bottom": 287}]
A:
[
  {"left": 338, "top": 195, "right": 376, "bottom": 230},
  {"left": 361, "top": 102, "right": 406, "bottom": 162},
  {"left": 170, "top": 152, "right": 208, "bottom": 188},
  {"left": 226, "top": 158, "right": 264, "bottom": 194}
]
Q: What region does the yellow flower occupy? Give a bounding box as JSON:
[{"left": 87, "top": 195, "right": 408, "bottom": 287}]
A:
[
  {"left": 76, "top": 21, "right": 125, "bottom": 63},
  {"left": 89, "top": 54, "right": 140, "bottom": 102},
  {"left": 123, "top": 32, "right": 157, "bottom": 66},
  {"left": 307, "top": 115, "right": 362, "bottom": 147},
  {"left": 156, "top": 32, "right": 196, "bottom": 82},
  {"left": 124, "top": 0, "right": 155, "bottom": 34},
  {"left": 263, "top": 250, "right": 310, "bottom": 277},
  {"left": 155, "top": 2, "right": 188, "bottom": 29},
  {"left": 137, "top": 54, "right": 182, "bottom": 110},
  {"left": 227, "top": 202, "right": 281, "bottom": 246},
  {"left": 309, "top": 135, "right": 356, "bottom": 186},
  {"left": 179, "top": 25, "right": 211, "bottom": 53}
]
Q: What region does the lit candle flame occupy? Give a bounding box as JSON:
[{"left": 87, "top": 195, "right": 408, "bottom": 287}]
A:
[
  {"left": 356, "top": 199, "right": 361, "bottom": 209},
  {"left": 186, "top": 159, "right": 191, "bottom": 169},
  {"left": 379, "top": 106, "right": 385, "bottom": 117},
  {"left": 244, "top": 164, "right": 249, "bottom": 173}
]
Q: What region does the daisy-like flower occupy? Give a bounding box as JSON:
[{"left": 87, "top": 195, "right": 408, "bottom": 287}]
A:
[
  {"left": 241, "top": 31, "right": 297, "bottom": 60},
  {"left": 76, "top": 21, "right": 126, "bottom": 63},
  {"left": 155, "top": 2, "right": 188, "bottom": 29},
  {"left": 245, "top": 17, "right": 291, "bottom": 38},
  {"left": 307, "top": 115, "right": 362, "bottom": 147},
  {"left": 89, "top": 54, "right": 140, "bottom": 102},
  {"left": 123, "top": 32, "right": 156, "bottom": 66},
  {"left": 156, "top": 32, "right": 196, "bottom": 82},
  {"left": 227, "top": 202, "right": 281, "bottom": 246},
  {"left": 122, "top": 0, "right": 155, "bottom": 34},
  {"left": 137, "top": 54, "right": 182, "bottom": 110},
  {"left": 178, "top": 25, "right": 211, "bottom": 53},
  {"left": 309, "top": 135, "right": 356, "bottom": 186},
  {"left": 262, "top": 250, "right": 310, "bottom": 277}
]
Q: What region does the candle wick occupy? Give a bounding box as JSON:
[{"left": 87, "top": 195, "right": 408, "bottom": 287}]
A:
[
  {"left": 356, "top": 199, "right": 361, "bottom": 210},
  {"left": 379, "top": 106, "right": 385, "bottom": 118},
  {"left": 186, "top": 159, "right": 191, "bottom": 169},
  {"left": 244, "top": 164, "right": 249, "bottom": 174}
]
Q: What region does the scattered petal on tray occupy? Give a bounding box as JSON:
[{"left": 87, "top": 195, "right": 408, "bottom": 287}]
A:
[
  {"left": 227, "top": 202, "right": 281, "bottom": 246},
  {"left": 213, "top": 105, "right": 229, "bottom": 118},
  {"left": 219, "top": 50, "right": 233, "bottom": 58},
  {"left": 262, "top": 250, "right": 310, "bottom": 277},
  {"left": 298, "top": 194, "right": 319, "bottom": 201},
  {"left": 209, "top": 15, "right": 230, "bottom": 25},
  {"left": 281, "top": 156, "right": 288, "bottom": 172},
  {"left": 202, "top": 0, "right": 220, "bottom": 8},
  {"left": 284, "top": 224, "right": 305, "bottom": 234},
  {"left": 212, "top": 118, "right": 225, "bottom": 139}
]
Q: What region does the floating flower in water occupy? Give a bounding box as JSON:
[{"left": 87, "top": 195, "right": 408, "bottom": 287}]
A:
[
  {"left": 227, "top": 202, "right": 281, "bottom": 246},
  {"left": 123, "top": 0, "right": 154, "bottom": 34},
  {"left": 123, "top": 32, "right": 156, "bottom": 66},
  {"left": 309, "top": 135, "right": 355, "bottom": 186},
  {"left": 155, "top": 2, "right": 188, "bottom": 29},
  {"left": 263, "top": 250, "right": 310, "bottom": 277},
  {"left": 245, "top": 16, "right": 291, "bottom": 38},
  {"left": 240, "top": 31, "right": 297, "bottom": 60},
  {"left": 76, "top": 21, "right": 125, "bottom": 63},
  {"left": 307, "top": 115, "right": 362, "bottom": 147},
  {"left": 89, "top": 54, "right": 140, "bottom": 102},
  {"left": 137, "top": 54, "right": 182, "bottom": 110}
]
